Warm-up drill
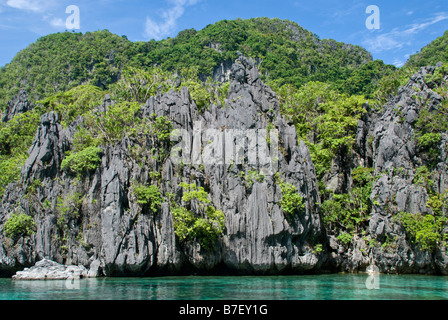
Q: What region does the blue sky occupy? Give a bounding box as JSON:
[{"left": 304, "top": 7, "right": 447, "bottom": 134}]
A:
[{"left": 0, "top": 0, "right": 447, "bottom": 68}]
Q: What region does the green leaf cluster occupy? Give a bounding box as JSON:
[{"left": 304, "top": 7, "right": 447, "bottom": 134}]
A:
[
  {"left": 277, "top": 81, "right": 368, "bottom": 178},
  {"left": 56, "top": 191, "right": 84, "bottom": 221},
  {"left": 85, "top": 101, "right": 141, "bottom": 144},
  {"left": 371, "top": 31, "right": 448, "bottom": 106},
  {"left": 425, "top": 65, "right": 448, "bottom": 89},
  {"left": 132, "top": 183, "right": 162, "bottom": 213},
  {"left": 394, "top": 212, "right": 447, "bottom": 251},
  {"left": 0, "top": 109, "right": 41, "bottom": 196},
  {"left": 179, "top": 182, "right": 211, "bottom": 204},
  {"left": 278, "top": 181, "right": 305, "bottom": 216},
  {"left": 37, "top": 84, "right": 105, "bottom": 127},
  {"left": 110, "top": 67, "right": 177, "bottom": 103},
  {"left": 0, "top": 18, "right": 374, "bottom": 109},
  {"left": 426, "top": 191, "right": 448, "bottom": 216},
  {"left": 321, "top": 167, "right": 374, "bottom": 245},
  {"left": 394, "top": 162, "right": 448, "bottom": 251},
  {"left": 344, "top": 60, "right": 397, "bottom": 98},
  {"left": 0, "top": 110, "right": 41, "bottom": 155},
  {"left": 147, "top": 113, "right": 173, "bottom": 143},
  {"left": 178, "top": 67, "right": 230, "bottom": 111},
  {"left": 0, "top": 85, "right": 107, "bottom": 194},
  {"left": 61, "top": 146, "right": 102, "bottom": 175},
  {"left": 172, "top": 205, "right": 225, "bottom": 250},
  {"left": 238, "top": 170, "right": 265, "bottom": 188},
  {"left": 413, "top": 166, "right": 434, "bottom": 190},
  {"left": 4, "top": 213, "right": 36, "bottom": 241},
  {"left": 172, "top": 182, "right": 225, "bottom": 249},
  {"left": 0, "top": 30, "right": 132, "bottom": 108},
  {"left": 0, "top": 153, "right": 28, "bottom": 197},
  {"left": 405, "top": 30, "right": 448, "bottom": 69},
  {"left": 414, "top": 66, "right": 448, "bottom": 162}
]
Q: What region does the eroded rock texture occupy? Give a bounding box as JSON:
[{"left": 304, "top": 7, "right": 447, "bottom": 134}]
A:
[
  {"left": 2, "top": 58, "right": 447, "bottom": 276},
  {"left": 0, "top": 55, "right": 324, "bottom": 277}
]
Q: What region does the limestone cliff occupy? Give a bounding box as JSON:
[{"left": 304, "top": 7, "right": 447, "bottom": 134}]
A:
[
  {"left": 0, "top": 56, "right": 447, "bottom": 277},
  {"left": 0, "top": 55, "right": 323, "bottom": 276}
]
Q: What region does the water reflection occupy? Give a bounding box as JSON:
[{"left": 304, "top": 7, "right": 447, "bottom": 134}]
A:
[{"left": 1, "top": 273, "right": 447, "bottom": 300}]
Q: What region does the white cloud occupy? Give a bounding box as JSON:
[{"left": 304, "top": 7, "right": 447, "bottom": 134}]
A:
[
  {"left": 5, "top": 0, "right": 55, "bottom": 12},
  {"left": 362, "top": 12, "right": 448, "bottom": 54},
  {"left": 330, "top": 2, "right": 364, "bottom": 19},
  {"left": 363, "top": 31, "right": 405, "bottom": 53},
  {"left": 393, "top": 58, "right": 405, "bottom": 68},
  {"left": 4, "top": 0, "right": 72, "bottom": 30},
  {"left": 49, "top": 17, "right": 64, "bottom": 28},
  {"left": 393, "top": 53, "right": 412, "bottom": 68},
  {"left": 144, "top": 0, "right": 201, "bottom": 40},
  {"left": 41, "top": 13, "right": 65, "bottom": 29},
  {"left": 402, "top": 13, "right": 448, "bottom": 35},
  {"left": 0, "top": 23, "right": 16, "bottom": 29}
]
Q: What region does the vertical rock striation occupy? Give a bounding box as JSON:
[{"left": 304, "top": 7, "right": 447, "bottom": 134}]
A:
[
  {"left": 0, "top": 55, "right": 323, "bottom": 276},
  {"left": 1, "top": 58, "right": 447, "bottom": 277}
]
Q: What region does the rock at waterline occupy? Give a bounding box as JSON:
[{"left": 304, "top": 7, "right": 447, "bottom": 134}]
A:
[{"left": 12, "top": 259, "right": 91, "bottom": 280}]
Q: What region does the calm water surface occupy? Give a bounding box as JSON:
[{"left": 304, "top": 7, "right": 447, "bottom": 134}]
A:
[{"left": 1, "top": 273, "right": 448, "bottom": 300}]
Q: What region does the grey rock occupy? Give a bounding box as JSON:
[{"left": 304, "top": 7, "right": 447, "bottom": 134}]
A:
[
  {"left": 12, "top": 258, "right": 90, "bottom": 280},
  {"left": 1, "top": 58, "right": 446, "bottom": 277},
  {"left": 21, "top": 111, "right": 69, "bottom": 182},
  {"left": 357, "top": 65, "right": 448, "bottom": 274},
  {"left": 1, "top": 54, "right": 323, "bottom": 276},
  {"left": 2, "top": 89, "right": 34, "bottom": 123}
]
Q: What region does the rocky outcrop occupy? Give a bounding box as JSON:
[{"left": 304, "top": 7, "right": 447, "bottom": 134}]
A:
[
  {"left": 1, "top": 57, "right": 447, "bottom": 277},
  {"left": 21, "top": 111, "right": 70, "bottom": 182},
  {"left": 0, "top": 54, "right": 324, "bottom": 277},
  {"left": 12, "top": 258, "right": 91, "bottom": 280},
  {"left": 345, "top": 64, "right": 448, "bottom": 274},
  {"left": 367, "top": 65, "right": 448, "bottom": 274},
  {"left": 2, "top": 89, "right": 34, "bottom": 123}
]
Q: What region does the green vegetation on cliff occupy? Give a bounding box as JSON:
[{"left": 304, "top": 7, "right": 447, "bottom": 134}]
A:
[
  {"left": 277, "top": 81, "right": 369, "bottom": 178},
  {"left": 4, "top": 212, "right": 36, "bottom": 241},
  {"left": 406, "top": 30, "right": 448, "bottom": 68},
  {"left": 0, "top": 30, "right": 132, "bottom": 107},
  {"left": 132, "top": 17, "right": 375, "bottom": 92},
  {"left": 0, "top": 17, "right": 447, "bottom": 257},
  {"left": 0, "top": 17, "right": 381, "bottom": 110},
  {"left": 172, "top": 182, "right": 225, "bottom": 249}
]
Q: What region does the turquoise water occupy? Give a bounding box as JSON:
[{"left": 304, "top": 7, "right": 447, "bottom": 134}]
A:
[{"left": 1, "top": 273, "right": 448, "bottom": 300}]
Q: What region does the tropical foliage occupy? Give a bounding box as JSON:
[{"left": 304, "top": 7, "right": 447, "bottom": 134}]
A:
[
  {"left": 171, "top": 182, "right": 225, "bottom": 249},
  {"left": 132, "top": 182, "right": 162, "bottom": 213},
  {"left": 0, "top": 30, "right": 132, "bottom": 108},
  {"left": 0, "top": 18, "right": 447, "bottom": 256},
  {"left": 394, "top": 212, "right": 447, "bottom": 251},
  {"left": 277, "top": 81, "right": 369, "bottom": 178},
  {"left": 3, "top": 213, "right": 37, "bottom": 241},
  {"left": 321, "top": 166, "right": 374, "bottom": 246}
]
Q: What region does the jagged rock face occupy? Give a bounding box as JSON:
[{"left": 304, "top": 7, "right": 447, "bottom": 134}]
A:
[
  {"left": 1, "top": 58, "right": 447, "bottom": 277},
  {"left": 355, "top": 65, "right": 448, "bottom": 274},
  {"left": 0, "top": 56, "right": 323, "bottom": 276},
  {"left": 2, "top": 89, "right": 34, "bottom": 123},
  {"left": 21, "top": 112, "right": 71, "bottom": 182}
]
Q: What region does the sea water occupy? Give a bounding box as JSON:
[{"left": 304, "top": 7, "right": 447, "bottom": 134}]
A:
[{"left": 1, "top": 273, "right": 448, "bottom": 300}]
